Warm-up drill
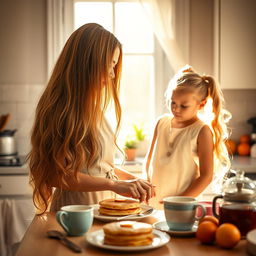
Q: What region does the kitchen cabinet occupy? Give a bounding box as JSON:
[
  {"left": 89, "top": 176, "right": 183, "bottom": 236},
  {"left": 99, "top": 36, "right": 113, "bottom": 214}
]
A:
[
  {"left": 0, "top": 165, "right": 31, "bottom": 195},
  {"left": 0, "top": 175, "right": 32, "bottom": 195},
  {"left": 0, "top": 166, "right": 34, "bottom": 256},
  {"left": 215, "top": 0, "right": 256, "bottom": 89}
]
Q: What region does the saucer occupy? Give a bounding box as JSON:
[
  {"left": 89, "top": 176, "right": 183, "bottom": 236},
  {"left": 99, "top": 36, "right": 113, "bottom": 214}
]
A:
[{"left": 153, "top": 221, "right": 198, "bottom": 237}]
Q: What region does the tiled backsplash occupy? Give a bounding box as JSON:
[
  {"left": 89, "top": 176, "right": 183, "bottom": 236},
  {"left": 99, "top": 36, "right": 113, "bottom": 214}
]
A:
[
  {"left": 0, "top": 86, "right": 256, "bottom": 155},
  {"left": 0, "top": 84, "right": 45, "bottom": 154},
  {"left": 223, "top": 89, "right": 256, "bottom": 142}
]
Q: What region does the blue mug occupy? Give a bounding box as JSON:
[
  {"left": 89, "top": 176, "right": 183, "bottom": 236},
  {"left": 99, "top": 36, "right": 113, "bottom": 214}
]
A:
[
  {"left": 56, "top": 205, "right": 93, "bottom": 236},
  {"left": 163, "top": 196, "right": 206, "bottom": 231}
]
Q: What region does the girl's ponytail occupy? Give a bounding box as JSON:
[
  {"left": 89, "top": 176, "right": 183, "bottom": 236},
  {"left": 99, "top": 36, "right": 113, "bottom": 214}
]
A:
[{"left": 205, "top": 75, "right": 231, "bottom": 172}]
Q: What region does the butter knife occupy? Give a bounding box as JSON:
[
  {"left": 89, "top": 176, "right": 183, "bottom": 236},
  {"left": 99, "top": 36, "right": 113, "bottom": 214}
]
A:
[{"left": 116, "top": 208, "right": 154, "bottom": 221}]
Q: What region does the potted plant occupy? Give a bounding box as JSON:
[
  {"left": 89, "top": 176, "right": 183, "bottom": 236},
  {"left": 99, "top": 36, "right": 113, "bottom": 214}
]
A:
[{"left": 124, "top": 138, "right": 138, "bottom": 161}]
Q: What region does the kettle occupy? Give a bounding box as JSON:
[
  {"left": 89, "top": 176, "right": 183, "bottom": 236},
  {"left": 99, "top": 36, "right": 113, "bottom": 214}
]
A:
[
  {"left": 0, "top": 129, "right": 17, "bottom": 156},
  {"left": 212, "top": 170, "right": 256, "bottom": 237}
]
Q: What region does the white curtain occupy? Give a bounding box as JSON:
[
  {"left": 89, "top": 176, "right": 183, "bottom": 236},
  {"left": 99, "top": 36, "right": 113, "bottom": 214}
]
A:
[
  {"left": 139, "top": 0, "right": 187, "bottom": 72},
  {"left": 46, "top": 0, "right": 74, "bottom": 78}
]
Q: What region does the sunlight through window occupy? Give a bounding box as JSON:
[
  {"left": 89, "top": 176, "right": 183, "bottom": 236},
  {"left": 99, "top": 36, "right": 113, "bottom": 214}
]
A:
[
  {"left": 74, "top": 2, "right": 113, "bottom": 31},
  {"left": 74, "top": 1, "right": 155, "bottom": 146}
]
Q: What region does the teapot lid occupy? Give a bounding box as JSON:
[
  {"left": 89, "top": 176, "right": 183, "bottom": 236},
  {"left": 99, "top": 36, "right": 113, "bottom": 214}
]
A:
[{"left": 223, "top": 169, "right": 256, "bottom": 202}]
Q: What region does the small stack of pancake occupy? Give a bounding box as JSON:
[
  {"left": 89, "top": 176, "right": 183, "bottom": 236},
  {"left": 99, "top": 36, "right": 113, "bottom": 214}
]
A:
[
  {"left": 103, "top": 221, "right": 154, "bottom": 246},
  {"left": 99, "top": 198, "right": 141, "bottom": 216}
]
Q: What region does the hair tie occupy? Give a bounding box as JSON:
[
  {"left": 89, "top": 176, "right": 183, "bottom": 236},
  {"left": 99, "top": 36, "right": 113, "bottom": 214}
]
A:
[{"left": 202, "top": 75, "right": 209, "bottom": 84}]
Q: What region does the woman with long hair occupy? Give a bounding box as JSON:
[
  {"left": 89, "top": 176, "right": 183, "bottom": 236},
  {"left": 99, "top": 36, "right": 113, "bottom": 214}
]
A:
[{"left": 28, "top": 23, "right": 154, "bottom": 214}]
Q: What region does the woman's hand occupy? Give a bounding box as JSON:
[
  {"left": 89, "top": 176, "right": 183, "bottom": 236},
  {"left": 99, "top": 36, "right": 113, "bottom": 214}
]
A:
[{"left": 109, "top": 179, "right": 156, "bottom": 203}]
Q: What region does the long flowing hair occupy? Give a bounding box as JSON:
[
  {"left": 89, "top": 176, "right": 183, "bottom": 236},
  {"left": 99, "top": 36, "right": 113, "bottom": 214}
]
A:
[
  {"left": 166, "top": 66, "right": 231, "bottom": 189},
  {"left": 28, "top": 23, "right": 123, "bottom": 214}
]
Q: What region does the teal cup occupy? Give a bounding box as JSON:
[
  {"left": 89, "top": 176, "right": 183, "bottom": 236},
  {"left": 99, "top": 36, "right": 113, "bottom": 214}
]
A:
[
  {"left": 163, "top": 196, "right": 206, "bottom": 231},
  {"left": 56, "top": 205, "right": 94, "bottom": 236}
]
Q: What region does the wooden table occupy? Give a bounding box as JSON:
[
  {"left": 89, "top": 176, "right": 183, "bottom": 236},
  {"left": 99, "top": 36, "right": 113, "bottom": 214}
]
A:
[{"left": 16, "top": 211, "right": 248, "bottom": 256}]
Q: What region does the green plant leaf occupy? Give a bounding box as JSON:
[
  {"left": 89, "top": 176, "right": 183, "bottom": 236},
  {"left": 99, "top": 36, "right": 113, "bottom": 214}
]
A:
[
  {"left": 124, "top": 139, "right": 138, "bottom": 149},
  {"left": 133, "top": 123, "right": 146, "bottom": 141}
]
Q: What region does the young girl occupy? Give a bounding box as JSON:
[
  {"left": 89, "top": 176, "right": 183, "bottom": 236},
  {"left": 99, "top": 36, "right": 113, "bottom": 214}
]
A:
[
  {"left": 28, "top": 23, "right": 154, "bottom": 214},
  {"left": 145, "top": 66, "right": 231, "bottom": 209}
]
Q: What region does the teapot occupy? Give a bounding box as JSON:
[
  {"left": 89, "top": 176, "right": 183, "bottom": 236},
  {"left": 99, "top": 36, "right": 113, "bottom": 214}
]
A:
[{"left": 212, "top": 170, "right": 256, "bottom": 237}]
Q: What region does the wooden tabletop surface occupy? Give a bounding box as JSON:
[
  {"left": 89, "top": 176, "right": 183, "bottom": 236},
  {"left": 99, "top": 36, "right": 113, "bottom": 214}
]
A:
[{"left": 16, "top": 211, "right": 248, "bottom": 256}]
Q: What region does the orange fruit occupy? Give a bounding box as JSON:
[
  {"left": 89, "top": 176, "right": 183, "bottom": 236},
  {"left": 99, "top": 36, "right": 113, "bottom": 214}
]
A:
[
  {"left": 225, "top": 139, "right": 237, "bottom": 155},
  {"left": 199, "top": 215, "right": 219, "bottom": 226},
  {"left": 237, "top": 142, "right": 250, "bottom": 156},
  {"left": 196, "top": 221, "right": 218, "bottom": 244},
  {"left": 216, "top": 223, "right": 241, "bottom": 249},
  {"left": 239, "top": 134, "right": 251, "bottom": 143}
]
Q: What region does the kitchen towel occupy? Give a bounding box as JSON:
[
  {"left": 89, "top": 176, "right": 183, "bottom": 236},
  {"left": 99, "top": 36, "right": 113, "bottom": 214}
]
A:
[{"left": 0, "top": 197, "right": 34, "bottom": 256}]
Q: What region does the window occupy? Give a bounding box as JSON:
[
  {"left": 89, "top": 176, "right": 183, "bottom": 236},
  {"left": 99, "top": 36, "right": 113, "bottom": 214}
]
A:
[{"left": 74, "top": 0, "right": 156, "bottom": 144}]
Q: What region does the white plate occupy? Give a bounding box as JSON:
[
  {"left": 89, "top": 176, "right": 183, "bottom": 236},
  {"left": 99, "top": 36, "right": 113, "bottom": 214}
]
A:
[
  {"left": 91, "top": 204, "right": 155, "bottom": 222},
  {"left": 86, "top": 229, "right": 170, "bottom": 251},
  {"left": 153, "top": 221, "right": 198, "bottom": 237}
]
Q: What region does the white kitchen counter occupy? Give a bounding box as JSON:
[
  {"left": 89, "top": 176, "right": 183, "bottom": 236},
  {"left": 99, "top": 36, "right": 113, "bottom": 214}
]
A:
[
  {"left": 2, "top": 156, "right": 252, "bottom": 182},
  {"left": 1, "top": 155, "right": 254, "bottom": 176},
  {"left": 117, "top": 156, "right": 256, "bottom": 175},
  {"left": 0, "top": 165, "right": 28, "bottom": 175}
]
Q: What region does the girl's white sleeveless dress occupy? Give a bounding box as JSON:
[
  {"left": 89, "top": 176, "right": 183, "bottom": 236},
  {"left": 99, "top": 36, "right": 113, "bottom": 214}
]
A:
[
  {"left": 148, "top": 114, "right": 206, "bottom": 209},
  {"left": 50, "top": 118, "right": 118, "bottom": 211}
]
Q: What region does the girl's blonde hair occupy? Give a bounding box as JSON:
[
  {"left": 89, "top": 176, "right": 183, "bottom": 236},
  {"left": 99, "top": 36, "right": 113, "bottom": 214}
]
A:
[
  {"left": 28, "top": 23, "right": 123, "bottom": 214},
  {"left": 166, "top": 66, "right": 231, "bottom": 188}
]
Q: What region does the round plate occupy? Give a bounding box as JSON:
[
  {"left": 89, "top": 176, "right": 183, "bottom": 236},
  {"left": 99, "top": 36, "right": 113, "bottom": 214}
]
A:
[
  {"left": 91, "top": 204, "right": 154, "bottom": 222},
  {"left": 153, "top": 221, "right": 198, "bottom": 237},
  {"left": 86, "top": 229, "right": 170, "bottom": 251}
]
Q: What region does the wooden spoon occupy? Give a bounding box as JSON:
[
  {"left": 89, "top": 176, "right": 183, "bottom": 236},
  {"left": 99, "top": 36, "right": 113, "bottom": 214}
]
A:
[
  {"left": 0, "top": 114, "right": 11, "bottom": 132},
  {"left": 0, "top": 115, "right": 4, "bottom": 131}
]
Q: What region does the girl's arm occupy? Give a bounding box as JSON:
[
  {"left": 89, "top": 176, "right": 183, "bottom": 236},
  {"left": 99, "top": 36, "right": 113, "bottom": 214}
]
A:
[
  {"left": 144, "top": 120, "right": 159, "bottom": 181},
  {"left": 179, "top": 125, "right": 214, "bottom": 197}
]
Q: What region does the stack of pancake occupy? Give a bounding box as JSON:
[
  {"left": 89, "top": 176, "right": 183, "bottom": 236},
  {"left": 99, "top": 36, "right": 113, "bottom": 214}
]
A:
[
  {"left": 103, "top": 221, "right": 154, "bottom": 246},
  {"left": 98, "top": 198, "right": 141, "bottom": 216}
]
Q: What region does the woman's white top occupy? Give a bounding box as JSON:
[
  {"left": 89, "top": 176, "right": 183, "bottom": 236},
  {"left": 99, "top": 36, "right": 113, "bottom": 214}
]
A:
[
  {"left": 50, "top": 118, "right": 117, "bottom": 211},
  {"left": 148, "top": 114, "right": 206, "bottom": 209}
]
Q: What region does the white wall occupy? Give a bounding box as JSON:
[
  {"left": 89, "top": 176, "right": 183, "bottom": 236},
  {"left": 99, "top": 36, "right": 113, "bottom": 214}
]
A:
[
  {"left": 189, "top": 0, "right": 214, "bottom": 75},
  {"left": 188, "top": 0, "right": 256, "bottom": 141},
  {"left": 0, "top": 0, "right": 47, "bottom": 154}
]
